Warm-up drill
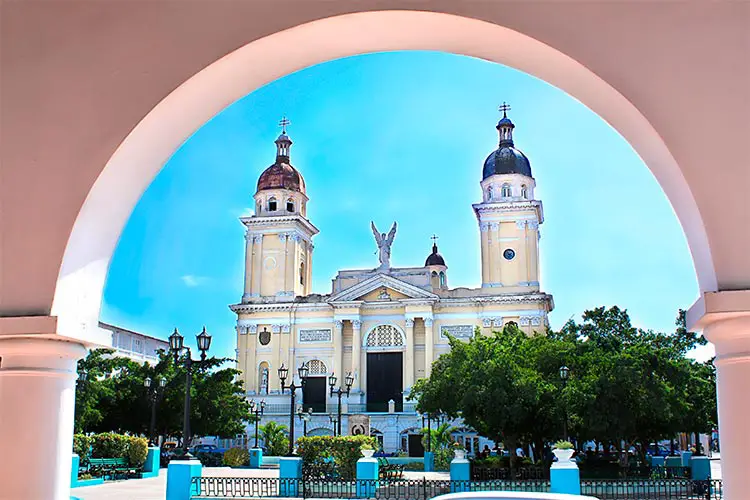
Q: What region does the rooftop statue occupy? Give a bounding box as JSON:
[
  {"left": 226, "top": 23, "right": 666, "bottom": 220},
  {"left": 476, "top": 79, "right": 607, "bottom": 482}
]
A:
[{"left": 371, "top": 221, "right": 397, "bottom": 271}]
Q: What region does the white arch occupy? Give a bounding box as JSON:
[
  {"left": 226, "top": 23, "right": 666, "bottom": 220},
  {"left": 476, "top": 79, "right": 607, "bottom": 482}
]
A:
[
  {"left": 51, "top": 10, "right": 714, "bottom": 340},
  {"left": 363, "top": 324, "right": 406, "bottom": 348}
]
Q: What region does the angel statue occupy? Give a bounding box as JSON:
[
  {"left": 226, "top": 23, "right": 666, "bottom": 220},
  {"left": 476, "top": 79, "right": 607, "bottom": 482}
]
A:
[{"left": 371, "top": 221, "right": 397, "bottom": 271}]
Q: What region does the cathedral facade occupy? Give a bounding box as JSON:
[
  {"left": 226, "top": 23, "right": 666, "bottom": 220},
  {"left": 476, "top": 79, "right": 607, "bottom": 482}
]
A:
[{"left": 230, "top": 111, "right": 553, "bottom": 454}]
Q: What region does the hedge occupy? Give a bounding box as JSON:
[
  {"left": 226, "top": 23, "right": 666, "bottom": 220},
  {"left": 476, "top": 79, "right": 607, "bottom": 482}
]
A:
[
  {"left": 223, "top": 447, "right": 250, "bottom": 467},
  {"left": 73, "top": 434, "right": 92, "bottom": 458},
  {"left": 79, "top": 433, "right": 149, "bottom": 467},
  {"left": 296, "top": 435, "right": 376, "bottom": 480}
]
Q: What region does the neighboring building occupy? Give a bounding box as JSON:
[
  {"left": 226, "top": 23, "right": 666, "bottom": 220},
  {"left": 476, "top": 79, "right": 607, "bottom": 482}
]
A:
[
  {"left": 230, "top": 110, "right": 554, "bottom": 454},
  {"left": 98, "top": 321, "right": 169, "bottom": 363}
]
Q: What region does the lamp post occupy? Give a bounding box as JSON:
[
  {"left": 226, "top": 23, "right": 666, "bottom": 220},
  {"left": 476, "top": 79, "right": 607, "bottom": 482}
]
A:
[
  {"left": 169, "top": 326, "right": 212, "bottom": 457},
  {"left": 249, "top": 399, "right": 266, "bottom": 448},
  {"left": 279, "top": 363, "right": 309, "bottom": 456},
  {"left": 560, "top": 365, "right": 570, "bottom": 440},
  {"left": 328, "top": 413, "right": 339, "bottom": 435},
  {"left": 144, "top": 376, "right": 166, "bottom": 446},
  {"left": 421, "top": 412, "right": 432, "bottom": 452},
  {"left": 297, "top": 405, "right": 313, "bottom": 437},
  {"left": 328, "top": 372, "right": 354, "bottom": 436}
]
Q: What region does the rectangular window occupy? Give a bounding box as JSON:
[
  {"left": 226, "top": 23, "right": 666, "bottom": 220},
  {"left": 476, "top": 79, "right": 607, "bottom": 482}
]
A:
[{"left": 133, "top": 338, "right": 143, "bottom": 353}]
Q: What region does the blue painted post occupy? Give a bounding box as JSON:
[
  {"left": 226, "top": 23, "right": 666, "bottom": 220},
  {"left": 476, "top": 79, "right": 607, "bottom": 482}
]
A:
[
  {"left": 680, "top": 451, "right": 693, "bottom": 467},
  {"left": 550, "top": 456, "right": 581, "bottom": 496},
  {"left": 279, "top": 457, "right": 303, "bottom": 497},
  {"left": 423, "top": 452, "right": 434, "bottom": 472},
  {"left": 665, "top": 456, "right": 682, "bottom": 469},
  {"left": 71, "top": 454, "right": 80, "bottom": 488},
  {"left": 141, "top": 447, "right": 160, "bottom": 478},
  {"left": 449, "top": 454, "right": 470, "bottom": 493},
  {"left": 691, "top": 457, "right": 711, "bottom": 480},
  {"left": 356, "top": 455, "right": 379, "bottom": 498},
  {"left": 166, "top": 459, "right": 202, "bottom": 500},
  {"left": 249, "top": 448, "right": 263, "bottom": 469}
]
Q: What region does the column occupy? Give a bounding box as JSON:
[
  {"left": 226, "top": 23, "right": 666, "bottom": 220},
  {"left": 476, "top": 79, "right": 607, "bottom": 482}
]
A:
[
  {"left": 424, "top": 318, "right": 434, "bottom": 378},
  {"left": 252, "top": 235, "right": 263, "bottom": 295},
  {"left": 702, "top": 314, "right": 750, "bottom": 500},
  {"left": 516, "top": 220, "right": 528, "bottom": 285},
  {"left": 528, "top": 221, "right": 540, "bottom": 284},
  {"left": 333, "top": 320, "right": 343, "bottom": 382},
  {"left": 351, "top": 320, "right": 362, "bottom": 392},
  {"left": 247, "top": 325, "right": 257, "bottom": 392},
  {"left": 243, "top": 231, "right": 254, "bottom": 298},
  {"left": 281, "top": 233, "right": 289, "bottom": 294},
  {"left": 479, "top": 222, "right": 490, "bottom": 285},
  {"left": 0, "top": 337, "right": 86, "bottom": 500},
  {"left": 403, "top": 319, "right": 415, "bottom": 394}
]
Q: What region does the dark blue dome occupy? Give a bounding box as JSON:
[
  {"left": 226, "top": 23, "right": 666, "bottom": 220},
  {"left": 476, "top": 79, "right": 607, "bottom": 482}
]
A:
[{"left": 483, "top": 146, "right": 532, "bottom": 179}]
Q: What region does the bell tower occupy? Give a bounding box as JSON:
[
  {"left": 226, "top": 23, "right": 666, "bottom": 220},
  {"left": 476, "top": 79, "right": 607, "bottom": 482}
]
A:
[
  {"left": 241, "top": 118, "right": 318, "bottom": 301},
  {"left": 473, "top": 105, "right": 544, "bottom": 290}
]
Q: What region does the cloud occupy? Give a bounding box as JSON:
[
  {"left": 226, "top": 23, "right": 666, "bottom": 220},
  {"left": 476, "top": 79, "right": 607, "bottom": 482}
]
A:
[{"left": 181, "top": 275, "right": 209, "bottom": 287}]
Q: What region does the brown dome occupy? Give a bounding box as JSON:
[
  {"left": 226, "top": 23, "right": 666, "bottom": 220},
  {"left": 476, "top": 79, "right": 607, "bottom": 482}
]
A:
[{"left": 256, "top": 161, "right": 306, "bottom": 194}]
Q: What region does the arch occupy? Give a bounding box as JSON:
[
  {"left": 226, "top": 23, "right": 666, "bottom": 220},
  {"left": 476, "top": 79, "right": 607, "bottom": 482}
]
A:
[
  {"left": 268, "top": 196, "right": 277, "bottom": 212},
  {"left": 304, "top": 359, "right": 327, "bottom": 375},
  {"left": 364, "top": 324, "right": 405, "bottom": 348},
  {"left": 286, "top": 198, "right": 295, "bottom": 212},
  {"left": 258, "top": 361, "right": 270, "bottom": 394},
  {"left": 520, "top": 184, "right": 528, "bottom": 199},
  {"left": 487, "top": 185, "right": 493, "bottom": 201},
  {"left": 51, "top": 10, "right": 715, "bottom": 342},
  {"left": 501, "top": 183, "right": 512, "bottom": 198},
  {"left": 439, "top": 271, "right": 446, "bottom": 288},
  {"left": 300, "top": 261, "right": 305, "bottom": 285},
  {"left": 307, "top": 427, "right": 334, "bottom": 437}
]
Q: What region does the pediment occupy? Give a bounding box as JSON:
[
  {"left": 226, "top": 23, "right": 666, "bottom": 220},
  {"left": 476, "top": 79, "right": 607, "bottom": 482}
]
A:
[{"left": 328, "top": 273, "right": 438, "bottom": 303}]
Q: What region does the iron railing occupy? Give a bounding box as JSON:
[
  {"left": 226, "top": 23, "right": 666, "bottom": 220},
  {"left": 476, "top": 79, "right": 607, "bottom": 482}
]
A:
[
  {"left": 581, "top": 479, "right": 723, "bottom": 499},
  {"left": 470, "top": 465, "right": 549, "bottom": 480},
  {"left": 192, "top": 477, "right": 722, "bottom": 499},
  {"left": 578, "top": 465, "right": 692, "bottom": 480}
]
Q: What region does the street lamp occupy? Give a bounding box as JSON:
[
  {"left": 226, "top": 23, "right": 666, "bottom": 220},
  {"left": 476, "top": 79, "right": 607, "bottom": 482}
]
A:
[
  {"left": 560, "top": 365, "right": 570, "bottom": 440},
  {"left": 297, "top": 405, "right": 313, "bottom": 437},
  {"left": 77, "top": 368, "right": 88, "bottom": 383},
  {"left": 144, "top": 376, "right": 166, "bottom": 446},
  {"left": 328, "top": 372, "right": 354, "bottom": 436},
  {"left": 328, "top": 413, "right": 339, "bottom": 435},
  {"left": 249, "top": 399, "right": 266, "bottom": 448},
  {"left": 169, "top": 326, "right": 212, "bottom": 457},
  {"left": 279, "top": 363, "right": 308, "bottom": 456},
  {"left": 420, "top": 412, "right": 433, "bottom": 452}
]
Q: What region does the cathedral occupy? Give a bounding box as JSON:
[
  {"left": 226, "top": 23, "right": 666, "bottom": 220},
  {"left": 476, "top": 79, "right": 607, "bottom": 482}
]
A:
[{"left": 230, "top": 109, "right": 554, "bottom": 454}]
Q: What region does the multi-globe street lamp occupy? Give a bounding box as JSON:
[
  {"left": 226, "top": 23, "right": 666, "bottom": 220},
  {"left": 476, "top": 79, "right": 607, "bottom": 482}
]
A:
[
  {"left": 278, "top": 363, "right": 309, "bottom": 456},
  {"left": 169, "top": 326, "right": 212, "bottom": 456},
  {"left": 560, "top": 365, "right": 570, "bottom": 440},
  {"left": 328, "top": 372, "right": 354, "bottom": 436},
  {"left": 144, "top": 376, "right": 166, "bottom": 446},
  {"left": 249, "top": 399, "right": 266, "bottom": 448},
  {"left": 297, "top": 405, "right": 313, "bottom": 437}
]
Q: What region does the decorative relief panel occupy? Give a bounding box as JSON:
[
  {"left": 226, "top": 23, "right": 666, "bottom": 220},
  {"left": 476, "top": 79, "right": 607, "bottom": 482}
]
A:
[
  {"left": 299, "top": 328, "right": 332, "bottom": 343},
  {"left": 365, "top": 325, "right": 404, "bottom": 347},
  {"left": 440, "top": 325, "right": 474, "bottom": 340}
]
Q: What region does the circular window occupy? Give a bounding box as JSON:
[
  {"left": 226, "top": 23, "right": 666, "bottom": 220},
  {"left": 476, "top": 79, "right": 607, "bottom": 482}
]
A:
[
  {"left": 259, "top": 329, "right": 271, "bottom": 345},
  {"left": 503, "top": 248, "right": 516, "bottom": 260},
  {"left": 263, "top": 257, "right": 277, "bottom": 271}
]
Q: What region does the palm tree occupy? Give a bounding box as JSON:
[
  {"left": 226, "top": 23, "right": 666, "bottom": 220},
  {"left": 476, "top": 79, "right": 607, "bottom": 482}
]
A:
[
  {"left": 422, "top": 422, "right": 457, "bottom": 450},
  {"left": 259, "top": 421, "right": 289, "bottom": 456}
]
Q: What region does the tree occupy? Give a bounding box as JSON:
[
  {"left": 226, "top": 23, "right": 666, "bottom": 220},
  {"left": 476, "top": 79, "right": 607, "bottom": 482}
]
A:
[
  {"left": 75, "top": 349, "right": 251, "bottom": 440},
  {"left": 260, "top": 421, "right": 289, "bottom": 456}
]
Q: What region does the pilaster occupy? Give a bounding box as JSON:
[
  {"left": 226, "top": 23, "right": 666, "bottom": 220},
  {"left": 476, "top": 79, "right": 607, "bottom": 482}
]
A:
[
  {"left": 351, "top": 319, "right": 362, "bottom": 392},
  {"left": 424, "top": 318, "right": 434, "bottom": 377},
  {"left": 404, "top": 318, "right": 415, "bottom": 390}
]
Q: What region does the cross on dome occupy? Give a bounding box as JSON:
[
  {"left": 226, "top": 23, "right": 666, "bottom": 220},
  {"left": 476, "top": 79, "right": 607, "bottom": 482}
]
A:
[
  {"left": 279, "top": 116, "right": 291, "bottom": 133},
  {"left": 498, "top": 102, "right": 511, "bottom": 117},
  {"left": 431, "top": 234, "right": 439, "bottom": 243}
]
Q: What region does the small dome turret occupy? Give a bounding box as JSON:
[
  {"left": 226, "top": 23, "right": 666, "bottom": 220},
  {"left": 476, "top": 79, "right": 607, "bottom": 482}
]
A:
[
  {"left": 425, "top": 240, "right": 446, "bottom": 267},
  {"left": 256, "top": 117, "right": 306, "bottom": 194},
  {"left": 482, "top": 104, "right": 532, "bottom": 179}
]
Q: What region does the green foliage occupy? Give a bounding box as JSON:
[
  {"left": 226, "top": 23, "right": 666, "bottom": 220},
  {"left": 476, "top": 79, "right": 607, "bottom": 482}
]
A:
[
  {"left": 259, "top": 421, "right": 289, "bottom": 456},
  {"left": 296, "top": 435, "right": 377, "bottom": 480},
  {"left": 403, "top": 461, "right": 424, "bottom": 471},
  {"left": 195, "top": 452, "right": 223, "bottom": 467},
  {"left": 433, "top": 448, "right": 453, "bottom": 471},
  {"left": 127, "top": 437, "right": 149, "bottom": 466},
  {"left": 75, "top": 349, "right": 251, "bottom": 441},
  {"left": 91, "top": 432, "right": 130, "bottom": 458},
  {"left": 223, "top": 447, "right": 250, "bottom": 467},
  {"left": 411, "top": 307, "right": 717, "bottom": 460},
  {"left": 553, "top": 440, "right": 574, "bottom": 450},
  {"left": 421, "top": 422, "right": 457, "bottom": 451},
  {"left": 73, "top": 434, "right": 92, "bottom": 458}
]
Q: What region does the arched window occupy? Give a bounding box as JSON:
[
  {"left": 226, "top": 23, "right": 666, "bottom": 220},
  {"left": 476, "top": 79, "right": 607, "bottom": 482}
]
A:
[
  {"left": 501, "top": 184, "right": 512, "bottom": 198},
  {"left": 521, "top": 185, "right": 528, "bottom": 199},
  {"left": 487, "top": 186, "right": 493, "bottom": 201},
  {"left": 305, "top": 359, "right": 327, "bottom": 375},
  {"left": 300, "top": 262, "right": 305, "bottom": 285},
  {"left": 439, "top": 271, "right": 446, "bottom": 288},
  {"left": 268, "top": 197, "right": 277, "bottom": 211},
  {"left": 365, "top": 325, "right": 404, "bottom": 347},
  {"left": 286, "top": 198, "right": 295, "bottom": 212},
  {"left": 258, "top": 362, "right": 269, "bottom": 394}
]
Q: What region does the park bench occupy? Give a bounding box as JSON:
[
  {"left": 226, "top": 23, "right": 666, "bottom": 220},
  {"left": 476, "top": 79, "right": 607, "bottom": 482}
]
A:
[
  {"left": 377, "top": 457, "right": 404, "bottom": 480},
  {"left": 86, "top": 457, "right": 138, "bottom": 479}
]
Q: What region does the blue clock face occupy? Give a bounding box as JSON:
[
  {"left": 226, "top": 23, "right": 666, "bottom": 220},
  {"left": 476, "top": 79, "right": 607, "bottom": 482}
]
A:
[{"left": 503, "top": 249, "right": 516, "bottom": 260}]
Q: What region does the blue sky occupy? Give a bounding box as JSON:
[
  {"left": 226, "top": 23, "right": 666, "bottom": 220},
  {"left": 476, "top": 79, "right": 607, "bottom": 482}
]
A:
[{"left": 101, "top": 51, "right": 705, "bottom": 360}]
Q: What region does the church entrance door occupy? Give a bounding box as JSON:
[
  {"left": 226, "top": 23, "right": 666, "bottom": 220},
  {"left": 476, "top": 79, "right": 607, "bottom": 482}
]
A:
[
  {"left": 302, "top": 376, "right": 327, "bottom": 413},
  {"left": 366, "top": 352, "right": 403, "bottom": 412}
]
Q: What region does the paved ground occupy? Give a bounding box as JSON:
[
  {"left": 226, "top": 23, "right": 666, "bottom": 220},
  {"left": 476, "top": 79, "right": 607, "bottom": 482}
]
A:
[{"left": 71, "top": 460, "right": 721, "bottom": 500}]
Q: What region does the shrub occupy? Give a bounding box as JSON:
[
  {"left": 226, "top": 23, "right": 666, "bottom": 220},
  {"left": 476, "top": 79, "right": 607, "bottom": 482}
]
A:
[
  {"left": 73, "top": 434, "right": 92, "bottom": 458},
  {"left": 127, "top": 437, "right": 149, "bottom": 467},
  {"left": 91, "top": 432, "right": 130, "bottom": 458},
  {"left": 297, "top": 435, "right": 377, "bottom": 480},
  {"left": 223, "top": 447, "right": 250, "bottom": 467},
  {"left": 434, "top": 448, "right": 453, "bottom": 471},
  {"left": 196, "top": 451, "right": 223, "bottom": 467},
  {"left": 403, "top": 461, "right": 424, "bottom": 471},
  {"left": 259, "top": 421, "right": 289, "bottom": 456}
]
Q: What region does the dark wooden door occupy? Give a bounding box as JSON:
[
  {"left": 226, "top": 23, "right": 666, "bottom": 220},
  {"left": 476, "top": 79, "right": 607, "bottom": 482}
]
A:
[
  {"left": 366, "top": 352, "right": 403, "bottom": 412},
  {"left": 302, "top": 376, "right": 327, "bottom": 413},
  {"left": 408, "top": 434, "right": 425, "bottom": 457}
]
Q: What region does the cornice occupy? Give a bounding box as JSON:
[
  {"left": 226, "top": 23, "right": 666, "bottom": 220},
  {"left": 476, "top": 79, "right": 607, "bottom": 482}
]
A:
[{"left": 240, "top": 215, "right": 319, "bottom": 236}]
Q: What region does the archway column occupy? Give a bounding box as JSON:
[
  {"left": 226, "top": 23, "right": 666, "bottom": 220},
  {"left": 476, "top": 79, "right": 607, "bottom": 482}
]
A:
[
  {"left": 688, "top": 291, "right": 750, "bottom": 500},
  {"left": 0, "top": 331, "right": 86, "bottom": 500}
]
